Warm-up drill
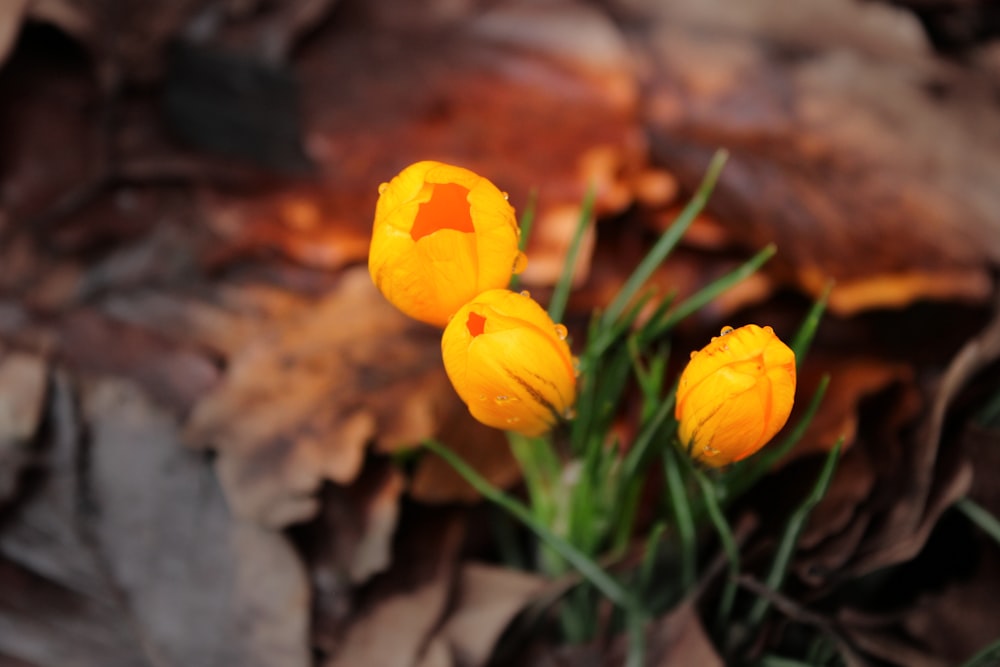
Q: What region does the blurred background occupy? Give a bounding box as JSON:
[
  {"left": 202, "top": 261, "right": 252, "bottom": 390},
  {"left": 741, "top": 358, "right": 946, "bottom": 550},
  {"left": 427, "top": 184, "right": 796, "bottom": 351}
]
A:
[{"left": 1, "top": 1, "right": 1000, "bottom": 665}]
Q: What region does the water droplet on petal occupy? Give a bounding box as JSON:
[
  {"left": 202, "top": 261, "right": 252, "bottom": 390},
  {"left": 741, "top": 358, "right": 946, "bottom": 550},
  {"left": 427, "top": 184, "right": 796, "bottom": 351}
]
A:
[
  {"left": 720, "top": 325, "right": 734, "bottom": 336},
  {"left": 690, "top": 351, "right": 697, "bottom": 359},
  {"left": 572, "top": 357, "right": 581, "bottom": 377},
  {"left": 495, "top": 395, "right": 511, "bottom": 404},
  {"left": 520, "top": 290, "right": 531, "bottom": 298},
  {"left": 553, "top": 324, "right": 568, "bottom": 341},
  {"left": 512, "top": 251, "right": 528, "bottom": 274},
  {"left": 563, "top": 407, "right": 577, "bottom": 420},
  {"left": 478, "top": 394, "right": 488, "bottom": 402},
  {"left": 506, "top": 416, "right": 520, "bottom": 424},
  {"left": 502, "top": 191, "right": 509, "bottom": 201},
  {"left": 378, "top": 182, "right": 389, "bottom": 195}
]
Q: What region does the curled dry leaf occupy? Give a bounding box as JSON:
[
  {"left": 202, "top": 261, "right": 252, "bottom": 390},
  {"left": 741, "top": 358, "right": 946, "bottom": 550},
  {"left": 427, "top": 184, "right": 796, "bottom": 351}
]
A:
[
  {"left": 640, "top": 0, "right": 1000, "bottom": 313},
  {"left": 0, "top": 373, "right": 310, "bottom": 667}
]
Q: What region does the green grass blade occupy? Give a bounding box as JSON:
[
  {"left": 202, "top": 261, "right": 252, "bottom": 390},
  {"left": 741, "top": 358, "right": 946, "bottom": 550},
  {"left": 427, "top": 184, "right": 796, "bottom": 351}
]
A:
[
  {"left": 638, "top": 521, "right": 667, "bottom": 592},
  {"left": 694, "top": 468, "right": 740, "bottom": 632},
  {"left": 790, "top": 280, "right": 833, "bottom": 370},
  {"left": 548, "top": 186, "right": 596, "bottom": 324},
  {"left": 756, "top": 657, "right": 816, "bottom": 667},
  {"left": 644, "top": 244, "right": 776, "bottom": 342},
  {"left": 959, "top": 636, "right": 1000, "bottom": 667},
  {"left": 746, "top": 441, "right": 842, "bottom": 628},
  {"left": 508, "top": 187, "right": 538, "bottom": 291},
  {"left": 423, "top": 439, "right": 643, "bottom": 615},
  {"left": 955, "top": 497, "right": 1000, "bottom": 547},
  {"left": 724, "top": 374, "right": 830, "bottom": 500},
  {"left": 602, "top": 149, "right": 728, "bottom": 327},
  {"left": 663, "top": 446, "right": 697, "bottom": 590}
]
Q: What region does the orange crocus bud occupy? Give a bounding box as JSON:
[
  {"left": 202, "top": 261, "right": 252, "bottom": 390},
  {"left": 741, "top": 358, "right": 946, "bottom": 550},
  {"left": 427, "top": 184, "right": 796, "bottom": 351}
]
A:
[
  {"left": 368, "top": 161, "right": 525, "bottom": 327},
  {"left": 441, "top": 289, "right": 577, "bottom": 436},
  {"left": 675, "top": 324, "right": 796, "bottom": 467}
]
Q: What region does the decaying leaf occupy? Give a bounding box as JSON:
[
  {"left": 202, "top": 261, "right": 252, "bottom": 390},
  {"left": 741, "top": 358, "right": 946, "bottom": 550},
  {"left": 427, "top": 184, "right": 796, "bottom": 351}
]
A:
[
  {"left": 437, "top": 563, "right": 548, "bottom": 667},
  {"left": 645, "top": 601, "right": 725, "bottom": 667},
  {"left": 184, "top": 268, "right": 453, "bottom": 526},
  {"left": 324, "top": 509, "right": 466, "bottom": 667},
  {"left": 0, "top": 373, "right": 311, "bottom": 667}
]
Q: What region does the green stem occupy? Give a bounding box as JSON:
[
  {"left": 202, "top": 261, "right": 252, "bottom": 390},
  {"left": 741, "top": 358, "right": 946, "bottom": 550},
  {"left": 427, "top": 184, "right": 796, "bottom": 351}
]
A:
[{"left": 424, "top": 439, "right": 643, "bottom": 616}]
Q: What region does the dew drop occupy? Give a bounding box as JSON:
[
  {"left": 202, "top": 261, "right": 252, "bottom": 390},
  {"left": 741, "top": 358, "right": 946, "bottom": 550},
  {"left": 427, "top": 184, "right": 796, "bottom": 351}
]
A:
[
  {"left": 563, "top": 407, "right": 577, "bottom": 420},
  {"left": 478, "top": 394, "right": 488, "bottom": 402},
  {"left": 512, "top": 251, "right": 528, "bottom": 274},
  {"left": 553, "top": 324, "right": 568, "bottom": 340},
  {"left": 502, "top": 191, "right": 509, "bottom": 201},
  {"left": 572, "top": 357, "right": 581, "bottom": 377},
  {"left": 377, "top": 182, "right": 389, "bottom": 195},
  {"left": 519, "top": 290, "right": 531, "bottom": 298},
  {"left": 690, "top": 351, "right": 697, "bottom": 359},
  {"left": 720, "top": 325, "right": 735, "bottom": 336},
  {"left": 495, "top": 395, "right": 512, "bottom": 404},
  {"left": 506, "top": 416, "right": 520, "bottom": 424}
]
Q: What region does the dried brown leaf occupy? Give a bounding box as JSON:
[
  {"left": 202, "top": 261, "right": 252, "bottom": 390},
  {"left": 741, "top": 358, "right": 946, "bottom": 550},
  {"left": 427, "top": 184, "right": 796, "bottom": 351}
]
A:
[
  {"left": 438, "top": 563, "right": 547, "bottom": 667},
  {"left": 184, "top": 268, "right": 452, "bottom": 527},
  {"left": 0, "top": 373, "right": 311, "bottom": 667},
  {"left": 324, "top": 510, "right": 466, "bottom": 667}
]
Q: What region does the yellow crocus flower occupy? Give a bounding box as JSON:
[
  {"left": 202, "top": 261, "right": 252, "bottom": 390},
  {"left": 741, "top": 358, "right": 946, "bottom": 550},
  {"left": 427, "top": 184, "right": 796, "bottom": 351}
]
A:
[
  {"left": 676, "top": 324, "right": 796, "bottom": 467},
  {"left": 368, "top": 161, "right": 525, "bottom": 327},
  {"left": 441, "top": 289, "right": 577, "bottom": 436}
]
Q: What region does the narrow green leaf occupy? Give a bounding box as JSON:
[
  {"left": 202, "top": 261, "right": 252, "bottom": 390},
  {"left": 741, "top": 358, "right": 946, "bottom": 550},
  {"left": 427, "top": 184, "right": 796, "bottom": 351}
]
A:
[
  {"left": 724, "top": 375, "right": 830, "bottom": 500},
  {"left": 644, "top": 244, "right": 776, "bottom": 342},
  {"left": 638, "top": 521, "right": 667, "bottom": 592},
  {"left": 664, "top": 446, "right": 697, "bottom": 590},
  {"left": 756, "top": 657, "right": 816, "bottom": 667},
  {"left": 508, "top": 187, "right": 538, "bottom": 291},
  {"left": 548, "top": 185, "right": 596, "bottom": 324},
  {"left": 694, "top": 468, "right": 740, "bottom": 631},
  {"left": 746, "top": 441, "right": 842, "bottom": 628},
  {"left": 956, "top": 497, "right": 1000, "bottom": 548},
  {"left": 959, "top": 635, "right": 1000, "bottom": 667},
  {"left": 602, "top": 149, "right": 728, "bottom": 327},
  {"left": 790, "top": 280, "right": 833, "bottom": 370},
  {"left": 423, "top": 439, "right": 643, "bottom": 615}
]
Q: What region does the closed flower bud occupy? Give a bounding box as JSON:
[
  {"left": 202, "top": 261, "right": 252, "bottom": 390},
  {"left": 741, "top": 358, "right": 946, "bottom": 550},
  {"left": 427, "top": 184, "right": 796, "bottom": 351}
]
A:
[
  {"left": 368, "top": 160, "right": 525, "bottom": 327},
  {"left": 441, "top": 289, "right": 577, "bottom": 436},
  {"left": 675, "top": 324, "right": 796, "bottom": 467}
]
